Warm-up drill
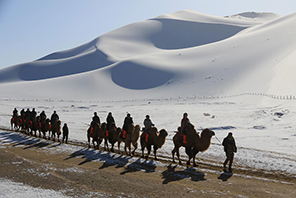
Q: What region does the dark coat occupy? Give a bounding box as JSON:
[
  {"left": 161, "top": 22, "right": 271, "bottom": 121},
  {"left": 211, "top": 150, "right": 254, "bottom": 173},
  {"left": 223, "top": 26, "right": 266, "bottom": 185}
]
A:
[
  {"left": 62, "top": 125, "right": 69, "bottom": 135},
  {"left": 92, "top": 115, "right": 100, "bottom": 125},
  {"left": 106, "top": 115, "right": 115, "bottom": 129},
  {"left": 222, "top": 136, "right": 237, "bottom": 153},
  {"left": 51, "top": 113, "right": 59, "bottom": 122},
  {"left": 123, "top": 117, "right": 133, "bottom": 131}
]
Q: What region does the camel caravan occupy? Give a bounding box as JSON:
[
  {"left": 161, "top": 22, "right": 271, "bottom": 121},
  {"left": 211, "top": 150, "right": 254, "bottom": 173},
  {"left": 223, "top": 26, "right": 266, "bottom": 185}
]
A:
[
  {"left": 10, "top": 108, "right": 218, "bottom": 167},
  {"left": 11, "top": 108, "right": 64, "bottom": 142},
  {"left": 86, "top": 112, "right": 216, "bottom": 166}
]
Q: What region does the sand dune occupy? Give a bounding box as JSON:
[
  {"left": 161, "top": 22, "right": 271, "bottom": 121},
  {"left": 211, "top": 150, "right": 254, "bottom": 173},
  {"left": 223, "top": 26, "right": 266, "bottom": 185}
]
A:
[{"left": 1, "top": 10, "right": 295, "bottom": 101}]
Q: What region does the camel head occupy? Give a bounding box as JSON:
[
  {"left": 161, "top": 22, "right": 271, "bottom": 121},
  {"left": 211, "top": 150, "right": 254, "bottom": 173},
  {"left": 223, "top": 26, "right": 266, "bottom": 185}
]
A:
[
  {"left": 159, "top": 129, "right": 168, "bottom": 138},
  {"left": 101, "top": 122, "right": 107, "bottom": 127},
  {"left": 116, "top": 127, "right": 122, "bottom": 133},
  {"left": 196, "top": 128, "right": 215, "bottom": 152},
  {"left": 135, "top": 124, "right": 141, "bottom": 132},
  {"left": 201, "top": 128, "right": 215, "bottom": 138}
]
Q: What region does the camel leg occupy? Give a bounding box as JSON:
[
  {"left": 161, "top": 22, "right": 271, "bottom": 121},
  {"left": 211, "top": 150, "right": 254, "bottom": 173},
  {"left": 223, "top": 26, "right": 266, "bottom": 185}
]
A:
[
  {"left": 185, "top": 147, "right": 193, "bottom": 166},
  {"left": 87, "top": 137, "right": 90, "bottom": 148},
  {"left": 118, "top": 141, "right": 121, "bottom": 154},
  {"left": 124, "top": 145, "right": 128, "bottom": 155},
  {"left": 141, "top": 142, "right": 145, "bottom": 158},
  {"left": 131, "top": 142, "right": 137, "bottom": 156},
  {"left": 145, "top": 144, "right": 152, "bottom": 160},
  {"left": 172, "top": 146, "right": 182, "bottom": 164},
  {"left": 104, "top": 138, "right": 109, "bottom": 151},
  {"left": 110, "top": 143, "right": 114, "bottom": 153},
  {"left": 192, "top": 147, "right": 199, "bottom": 167},
  {"left": 53, "top": 133, "right": 55, "bottom": 142},
  {"left": 125, "top": 142, "right": 131, "bottom": 156},
  {"left": 92, "top": 139, "right": 95, "bottom": 149},
  {"left": 176, "top": 147, "right": 182, "bottom": 165},
  {"left": 153, "top": 145, "right": 158, "bottom": 160},
  {"left": 127, "top": 144, "right": 131, "bottom": 156},
  {"left": 172, "top": 147, "right": 176, "bottom": 163}
]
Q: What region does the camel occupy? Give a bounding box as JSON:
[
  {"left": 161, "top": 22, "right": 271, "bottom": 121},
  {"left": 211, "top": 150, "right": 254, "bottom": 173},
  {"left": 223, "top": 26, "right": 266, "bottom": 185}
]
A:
[
  {"left": 172, "top": 124, "right": 215, "bottom": 167},
  {"left": 22, "top": 118, "right": 30, "bottom": 134},
  {"left": 29, "top": 117, "right": 39, "bottom": 137},
  {"left": 106, "top": 123, "right": 121, "bottom": 152},
  {"left": 97, "top": 122, "right": 109, "bottom": 150},
  {"left": 140, "top": 127, "right": 168, "bottom": 160},
  {"left": 39, "top": 118, "right": 50, "bottom": 138},
  {"left": 10, "top": 116, "right": 20, "bottom": 131},
  {"left": 19, "top": 117, "right": 26, "bottom": 131},
  {"left": 87, "top": 123, "right": 101, "bottom": 148},
  {"left": 118, "top": 124, "right": 140, "bottom": 156},
  {"left": 51, "top": 120, "right": 61, "bottom": 141}
]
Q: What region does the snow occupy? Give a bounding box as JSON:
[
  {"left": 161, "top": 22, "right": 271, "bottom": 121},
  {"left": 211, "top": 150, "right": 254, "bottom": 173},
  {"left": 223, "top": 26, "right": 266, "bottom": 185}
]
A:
[
  {"left": 0, "top": 9, "right": 296, "bottom": 195},
  {"left": 0, "top": 179, "right": 69, "bottom": 198}
]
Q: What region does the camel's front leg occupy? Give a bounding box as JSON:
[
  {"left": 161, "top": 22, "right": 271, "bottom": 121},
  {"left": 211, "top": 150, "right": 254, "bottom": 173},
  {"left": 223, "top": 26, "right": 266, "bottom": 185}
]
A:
[
  {"left": 141, "top": 143, "right": 145, "bottom": 158},
  {"left": 131, "top": 142, "right": 137, "bottom": 156},
  {"left": 104, "top": 138, "right": 109, "bottom": 151},
  {"left": 192, "top": 147, "right": 199, "bottom": 167},
  {"left": 153, "top": 145, "right": 158, "bottom": 160},
  {"left": 172, "top": 147, "right": 177, "bottom": 163},
  {"left": 145, "top": 144, "right": 151, "bottom": 160},
  {"left": 185, "top": 147, "right": 193, "bottom": 166}
]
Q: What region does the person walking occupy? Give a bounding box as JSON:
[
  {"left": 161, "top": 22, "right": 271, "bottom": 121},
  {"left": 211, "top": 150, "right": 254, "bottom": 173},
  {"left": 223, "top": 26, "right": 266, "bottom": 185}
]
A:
[
  {"left": 222, "top": 132, "right": 237, "bottom": 173},
  {"left": 62, "top": 123, "right": 69, "bottom": 143}
]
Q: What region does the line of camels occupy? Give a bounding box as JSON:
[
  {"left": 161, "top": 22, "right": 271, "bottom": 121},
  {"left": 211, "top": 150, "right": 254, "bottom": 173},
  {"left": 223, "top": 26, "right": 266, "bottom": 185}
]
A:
[
  {"left": 11, "top": 116, "right": 215, "bottom": 167},
  {"left": 86, "top": 122, "right": 215, "bottom": 167}
]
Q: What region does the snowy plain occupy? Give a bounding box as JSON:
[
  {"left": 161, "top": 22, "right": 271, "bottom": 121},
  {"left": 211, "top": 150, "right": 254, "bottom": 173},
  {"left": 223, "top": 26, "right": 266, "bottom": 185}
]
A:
[{"left": 0, "top": 9, "right": 296, "bottom": 196}]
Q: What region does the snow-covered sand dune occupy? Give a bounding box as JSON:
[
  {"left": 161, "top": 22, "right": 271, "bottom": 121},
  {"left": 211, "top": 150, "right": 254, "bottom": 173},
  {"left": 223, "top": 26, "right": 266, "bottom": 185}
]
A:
[{"left": 1, "top": 10, "right": 295, "bottom": 101}]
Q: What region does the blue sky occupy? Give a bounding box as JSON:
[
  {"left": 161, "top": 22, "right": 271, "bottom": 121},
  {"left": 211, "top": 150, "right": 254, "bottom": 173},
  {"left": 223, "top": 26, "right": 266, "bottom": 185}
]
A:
[{"left": 0, "top": 0, "right": 295, "bottom": 69}]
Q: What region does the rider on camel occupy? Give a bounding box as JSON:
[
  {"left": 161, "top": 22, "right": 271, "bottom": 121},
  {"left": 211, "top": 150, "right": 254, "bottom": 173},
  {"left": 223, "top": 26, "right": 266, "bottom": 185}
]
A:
[
  {"left": 143, "top": 115, "right": 154, "bottom": 142},
  {"left": 92, "top": 112, "right": 100, "bottom": 126},
  {"left": 51, "top": 111, "right": 59, "bottom": 124},
  {"left": 122, "top": 113, "right": 133, "bottom": 139},
  {"left": 12, "top": 108, "right": 18, "bottom": 119},
  {"left": 181, "top": 113, "right": 190, "bottom": 144}
]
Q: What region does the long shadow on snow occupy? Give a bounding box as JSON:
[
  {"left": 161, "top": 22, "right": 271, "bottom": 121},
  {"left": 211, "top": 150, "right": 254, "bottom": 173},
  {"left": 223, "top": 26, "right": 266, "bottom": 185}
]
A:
[
  {"left": 162, "top": 164, "right": 206, "bottom": 184},
  {"left": 120, "top": 158, "right": 156, "bottom": 175},
  {"left": 64, "top": 148, "right": 157, "bottom": 174},
  {"left": 0, "top": 131, "right": 54, "bottom": 149},
  {"left": 64, "top": 148, "right": 132, "bottom": 169}
]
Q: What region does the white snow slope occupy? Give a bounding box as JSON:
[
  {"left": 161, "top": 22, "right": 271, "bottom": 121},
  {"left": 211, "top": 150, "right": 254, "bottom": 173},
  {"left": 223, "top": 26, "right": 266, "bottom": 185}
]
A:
[{"left": 1, "top": 10, "right": 294, "bottom": 101}]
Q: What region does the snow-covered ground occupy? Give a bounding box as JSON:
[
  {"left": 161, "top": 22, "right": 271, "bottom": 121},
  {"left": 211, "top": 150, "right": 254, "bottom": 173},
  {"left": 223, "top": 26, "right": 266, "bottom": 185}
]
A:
[
  {"left": 1, "top": 9, "right": 296, "bottom": 196},
  {"left": 0, "top": 179, "right": 70, "bottom": 198},
  {"left": 1, "top": 95, "right": 295, "bottom": 175}
]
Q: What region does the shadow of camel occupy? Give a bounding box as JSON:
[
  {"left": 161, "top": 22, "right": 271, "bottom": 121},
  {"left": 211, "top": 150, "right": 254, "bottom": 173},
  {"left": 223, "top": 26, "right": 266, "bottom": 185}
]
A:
[
  {"left": 120, "top": 158, "right": 156, "bottom": 175},
  {"left": 162, "top": 164, "right": 206, "bottom": 184}
]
